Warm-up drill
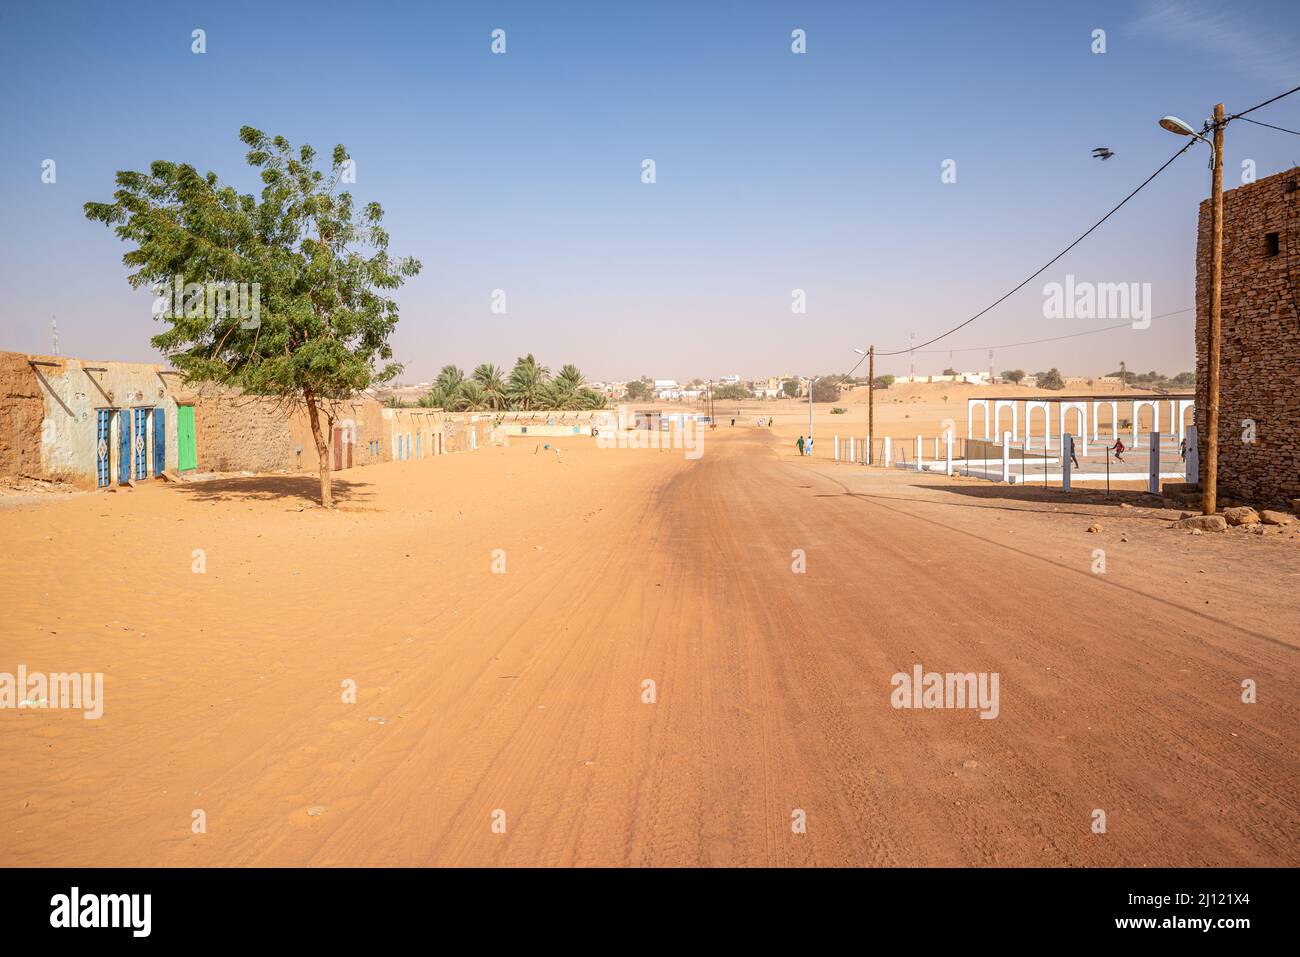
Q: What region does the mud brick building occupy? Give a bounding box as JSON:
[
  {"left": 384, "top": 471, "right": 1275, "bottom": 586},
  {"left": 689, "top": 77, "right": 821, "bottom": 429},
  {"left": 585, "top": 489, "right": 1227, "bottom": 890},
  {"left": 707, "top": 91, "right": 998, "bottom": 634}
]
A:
[
  {"left": 1195, "top": 168, "right": 1300, "bottom": 505},
  {"left": 0, "top": 350, "right": 182, "bottom": 488},
  {"left": 1, "top": 348, "right": 462, "bottom": 489}
]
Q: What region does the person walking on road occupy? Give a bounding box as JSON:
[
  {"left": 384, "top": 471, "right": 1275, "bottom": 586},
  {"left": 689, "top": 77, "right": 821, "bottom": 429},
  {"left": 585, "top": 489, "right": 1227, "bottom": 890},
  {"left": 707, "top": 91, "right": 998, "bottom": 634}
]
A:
[
  {"left": 796, "top": 436, "right": 805, "bottom": 456},
  {"left": 1111, "top": 438, "right": 1126, "bottom": 463}
]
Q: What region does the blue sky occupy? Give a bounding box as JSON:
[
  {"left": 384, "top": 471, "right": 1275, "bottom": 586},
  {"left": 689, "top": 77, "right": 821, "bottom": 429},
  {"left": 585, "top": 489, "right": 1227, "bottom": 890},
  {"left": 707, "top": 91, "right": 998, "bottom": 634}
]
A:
[{"left": 1, "top": 0, "right": 1297, "bottom": 382}]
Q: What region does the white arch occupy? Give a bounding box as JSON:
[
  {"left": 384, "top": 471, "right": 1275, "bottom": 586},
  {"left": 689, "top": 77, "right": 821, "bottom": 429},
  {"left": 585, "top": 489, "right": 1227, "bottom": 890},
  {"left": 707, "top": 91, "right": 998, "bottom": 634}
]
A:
[
  {"left": 993, "top": 400, "right": 1019, "bottom": 442},
  {"left": 966, "top": 399, "right": 990, "bottom": 439},
  {"left": 1090, "top": 400, "right": 1119, "bottom": 441},
  {"left": 1025, "top": 400, "right": 1052, "bottom": 450},
  {"left": 1131, "top": 398, "right": 1160, "bottom": 447},
  {"left": 1177, "top": 399, "right": 1195, "bottom": 441},
  {"left": 1058, "top": 401, "right": 1089, "bottom": 456}
]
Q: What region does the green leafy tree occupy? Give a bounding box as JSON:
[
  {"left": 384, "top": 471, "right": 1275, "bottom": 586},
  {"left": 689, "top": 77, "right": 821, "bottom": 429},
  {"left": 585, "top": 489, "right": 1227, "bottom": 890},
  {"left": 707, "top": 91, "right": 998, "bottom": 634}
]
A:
[
  {"left": 781, "top": 379, "right": 800, "bottom": 397},
  {"left": 714, "top": 383, "right": 752, "bottom": 400},
  {"left": 84, "top": 126, "right": 420, "bottom": 507},
  {"left": 624, "top": 379, "right": 649, "bottom": 401},
  {"left": 811, "top": 379, "right": 841, "bottom": 403},
  {"left": 1001, "top": 369, "right": 1026, "bottom": 384},
  {"left": 872, "top": 375, "right": 895, "bottom": 389},
  {"left": 1038, "top": 368, "right": 1065, "bottom": 390}
]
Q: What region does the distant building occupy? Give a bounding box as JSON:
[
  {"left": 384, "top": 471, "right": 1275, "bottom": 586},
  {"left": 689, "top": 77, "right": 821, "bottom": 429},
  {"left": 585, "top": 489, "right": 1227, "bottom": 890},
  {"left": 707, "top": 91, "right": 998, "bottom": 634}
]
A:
[
  {"left": 1195, "top": 167, "right": 1299, "bottom": 505},
  {"left": 893, "top": 372, "right": 990, "bottom": 385}
]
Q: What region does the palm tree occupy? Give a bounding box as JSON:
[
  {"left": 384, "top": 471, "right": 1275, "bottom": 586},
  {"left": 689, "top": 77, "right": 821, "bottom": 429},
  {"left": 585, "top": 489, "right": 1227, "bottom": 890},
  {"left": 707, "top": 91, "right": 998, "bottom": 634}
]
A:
[
  {"left": 472, "top": 363, "right": 508, "bottom": 410},
  {"left": 416, "top": 357, "right": 607, "bottom": 412},
  {"left": 459, "top": 380, "right": 488, "bottom": 411},
  {"left": 436, "top": 364, "right": 466, "bottom": 396},
  {"left": 508, "top": 354, "right": 549, "bottom": 410},
  {"left": 537, "top": 379, "right": 565, "bottom": 411},
  {"left": 556, "top": 363, "right": 585, "bottom": 392}
]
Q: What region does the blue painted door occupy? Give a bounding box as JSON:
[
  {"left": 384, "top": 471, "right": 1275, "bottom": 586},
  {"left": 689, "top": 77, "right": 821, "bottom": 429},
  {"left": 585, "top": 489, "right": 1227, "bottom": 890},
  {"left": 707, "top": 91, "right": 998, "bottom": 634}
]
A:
[
  {"left": 117, "top": 409, "right": 131, "bottom": 483},
  {"left": 133, "top": 408, "right": 149, "bottom": 479},
  {"left": 96, "top": 409, "right": 111, "bottom": 488},
  {"left": 153, "top": 407, "right": 166, "bottom": 475}
]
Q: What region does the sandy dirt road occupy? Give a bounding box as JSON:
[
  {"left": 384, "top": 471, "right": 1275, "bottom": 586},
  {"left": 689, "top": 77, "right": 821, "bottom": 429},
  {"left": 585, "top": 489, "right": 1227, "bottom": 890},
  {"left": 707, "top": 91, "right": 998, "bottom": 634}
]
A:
[{"left": 1, "top": 428, "right": 1296, "bottom": 866}]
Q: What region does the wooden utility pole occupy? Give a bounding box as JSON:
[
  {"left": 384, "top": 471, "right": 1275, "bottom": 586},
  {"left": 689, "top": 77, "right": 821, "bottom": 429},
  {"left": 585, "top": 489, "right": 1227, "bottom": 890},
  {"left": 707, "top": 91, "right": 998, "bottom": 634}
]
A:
[
  {"left": 867, "top": 345, "right": 875, "bottom": 464},
  {"left": 1203, "top": 102, "right": 1225, "bottom": 515}
]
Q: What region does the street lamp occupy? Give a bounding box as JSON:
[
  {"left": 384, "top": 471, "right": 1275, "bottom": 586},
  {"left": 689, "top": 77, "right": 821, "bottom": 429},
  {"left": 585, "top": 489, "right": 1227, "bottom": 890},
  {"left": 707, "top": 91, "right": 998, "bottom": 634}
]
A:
[
  {"left": 848, "top": 346, "right": 875, "bottom": 464},
  {"left": 1159, "top": 115, "right": 1216, "bottom": 168},
  {"left": 1160, "top": 105, "right": 1224, "bottom": 515},
  {"left": 805, "top": 347, "right": 875, "bottom": 459}
]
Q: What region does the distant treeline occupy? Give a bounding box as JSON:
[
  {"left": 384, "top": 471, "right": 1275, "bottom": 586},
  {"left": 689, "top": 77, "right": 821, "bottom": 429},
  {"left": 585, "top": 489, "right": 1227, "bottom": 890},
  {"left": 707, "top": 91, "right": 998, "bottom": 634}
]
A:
[{"left": 388, "top": 355, "right": 607, "bottom": 411}]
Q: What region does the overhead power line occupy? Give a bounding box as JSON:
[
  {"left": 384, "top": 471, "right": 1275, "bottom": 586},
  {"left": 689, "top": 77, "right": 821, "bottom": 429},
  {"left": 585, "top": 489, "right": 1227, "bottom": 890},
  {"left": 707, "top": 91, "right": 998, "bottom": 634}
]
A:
[
  {"left": 873, "top": 82, "right": 1300, "bottom": 359},
  {"left": 915, "top": 322, "right": 1126, "bottom": 354},
  {"left": 911, "top": 308, "right": 1193, "bottom": 355},
  {"left": 875, "top": 140, "right": 1196, "bottom": 356},
  {"left": 1227, "top": 84, "right": 1300, "bottom": 120},
  {"left": 1236, "top": 115, "right": 1300, "bottom": 137}
]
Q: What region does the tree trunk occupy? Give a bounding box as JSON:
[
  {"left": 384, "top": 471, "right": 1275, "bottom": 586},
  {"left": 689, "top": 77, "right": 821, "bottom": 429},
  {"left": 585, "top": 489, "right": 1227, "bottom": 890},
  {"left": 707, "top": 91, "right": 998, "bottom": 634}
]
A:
[{"left": 304, "top": 388, "right": 333, "bottom": 508}]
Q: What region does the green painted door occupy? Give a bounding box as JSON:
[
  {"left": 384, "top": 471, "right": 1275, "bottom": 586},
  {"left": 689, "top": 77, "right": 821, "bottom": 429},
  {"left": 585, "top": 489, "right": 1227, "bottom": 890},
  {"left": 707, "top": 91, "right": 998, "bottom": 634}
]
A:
[{"left": 177, "top": 405, "right": 197, "bottom": 471}]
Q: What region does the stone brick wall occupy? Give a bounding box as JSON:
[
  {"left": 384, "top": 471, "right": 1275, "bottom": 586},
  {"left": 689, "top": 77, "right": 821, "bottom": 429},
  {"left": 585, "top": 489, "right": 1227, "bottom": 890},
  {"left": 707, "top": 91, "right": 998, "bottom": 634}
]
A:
[
  {"left": 291, "top": 395, "right": 388, "bottom": 469},
  {"left": 442, "top": 413, "right": 493, "bottom": 453},
  {"left": 1195, "top": 168, "right": 1300, "bottom": 506},
  {"left": 0, "top": 351, "right": 45, "bottom": 480},
  {"left": 195, "top": 388, "right": 388, "bottom": 473},
  {"left": 193, "top": 389, "right": 295, "bottom": 472}
]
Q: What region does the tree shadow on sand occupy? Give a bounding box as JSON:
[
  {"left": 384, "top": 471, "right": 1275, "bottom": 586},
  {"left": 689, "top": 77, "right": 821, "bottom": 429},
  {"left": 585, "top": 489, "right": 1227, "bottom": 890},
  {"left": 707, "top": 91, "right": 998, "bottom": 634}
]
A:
[{"left": 172, "top": 474, "right": 374, "bottom": 505}]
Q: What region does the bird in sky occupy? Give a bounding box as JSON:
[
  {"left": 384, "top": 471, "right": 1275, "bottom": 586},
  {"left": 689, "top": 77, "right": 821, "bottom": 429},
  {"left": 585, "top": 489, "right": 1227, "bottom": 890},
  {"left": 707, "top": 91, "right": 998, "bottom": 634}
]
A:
[{"left": 1091, "top": 147, "right": 1115, "bottom": 160}]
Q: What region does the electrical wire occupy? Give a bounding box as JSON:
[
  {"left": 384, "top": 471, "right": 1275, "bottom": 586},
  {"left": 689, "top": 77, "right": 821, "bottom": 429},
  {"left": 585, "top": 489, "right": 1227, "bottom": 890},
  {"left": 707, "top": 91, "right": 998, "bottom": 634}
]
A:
[
  {"left": 1227, "top": 84, "right": 1300, "bottom": 121},
  {"left": 914, "top": 308, "right": 1193, "bottom": 354},
  {"left": 1235, "top": 116, "right": 1300, "bottom": 137},
  {"left": 874, "top": 141, "right": 1196, "bottom": 356},
  {"left": 859, "top": 83, "right": 1299, "bottom": 362}
]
